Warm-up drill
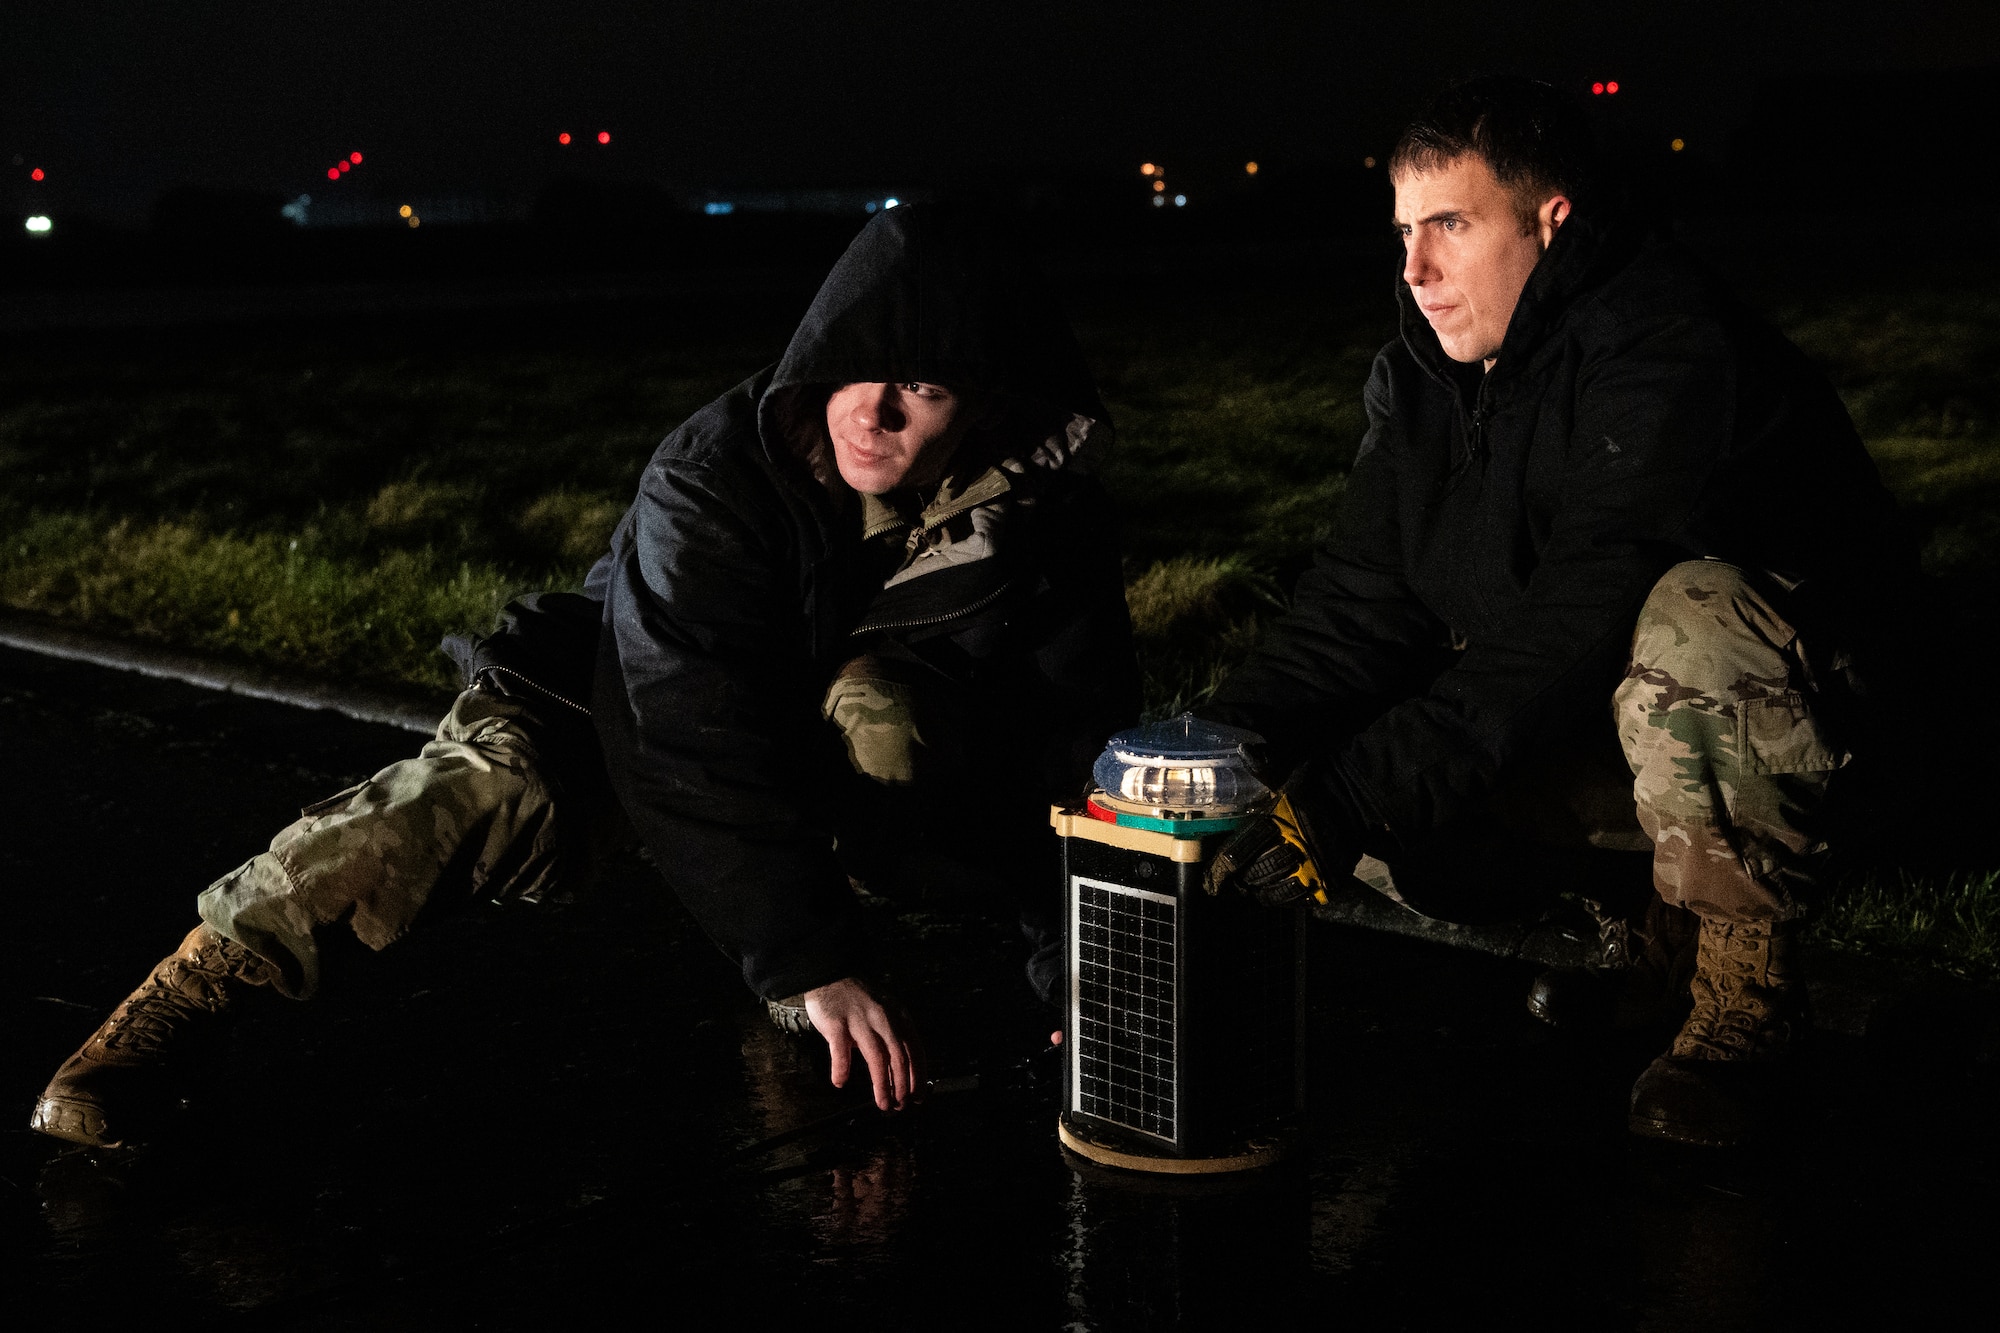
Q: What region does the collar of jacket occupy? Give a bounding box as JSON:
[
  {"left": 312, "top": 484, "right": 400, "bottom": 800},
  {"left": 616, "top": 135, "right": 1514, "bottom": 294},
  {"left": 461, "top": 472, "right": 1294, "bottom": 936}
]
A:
[
  {"left": 859, "top": 463, "right": 1014, "bottom": 544},
  {"left": 1395, "top": 211, "right": 1638, "bottom": 397},
  {"left": 846, "top": 456, "right": 1033, "bottom": 638}
]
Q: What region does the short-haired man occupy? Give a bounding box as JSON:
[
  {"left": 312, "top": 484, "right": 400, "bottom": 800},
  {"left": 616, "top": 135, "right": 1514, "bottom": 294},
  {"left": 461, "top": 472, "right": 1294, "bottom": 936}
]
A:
[
  {"left": 1204, "top": 77, "right": 1908, "bottom": 1146},
  {"left": 32, "top": 205, "right": 1138, "bottom": 1143}
]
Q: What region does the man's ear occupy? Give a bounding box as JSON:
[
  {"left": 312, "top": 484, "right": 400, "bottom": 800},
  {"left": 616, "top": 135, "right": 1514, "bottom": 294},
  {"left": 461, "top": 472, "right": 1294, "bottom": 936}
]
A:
[{"left": 1538, "top": 195, "right": 1571, "bottom": 250}]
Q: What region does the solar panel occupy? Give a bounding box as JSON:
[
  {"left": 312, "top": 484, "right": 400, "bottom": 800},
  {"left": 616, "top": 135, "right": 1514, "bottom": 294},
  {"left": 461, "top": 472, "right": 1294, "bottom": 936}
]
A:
[
  {"left": 1054, "top": 801, "right": 1303, "bottom": 1173},
  {"left": 1071, "top": 876, "right": 1179, "bottom": 1142}
]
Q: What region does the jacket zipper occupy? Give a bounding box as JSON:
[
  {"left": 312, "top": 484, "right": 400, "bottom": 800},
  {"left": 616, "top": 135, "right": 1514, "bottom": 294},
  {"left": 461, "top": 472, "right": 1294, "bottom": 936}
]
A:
[
  {"left": 872, "top": 471, "right": 1018, "bottom": 557},
  {"left": 1468, "top": 375, "right": 1493, "bottom": 458},
  {"left": 849, "top": 578, "right": 1017, "bottom": 637},
  {"left": 479, "top": 664, "right": 592, "bottom": 717},
  {"left": 1432, "top": 387, "right": 1489, "bottom": 502}
]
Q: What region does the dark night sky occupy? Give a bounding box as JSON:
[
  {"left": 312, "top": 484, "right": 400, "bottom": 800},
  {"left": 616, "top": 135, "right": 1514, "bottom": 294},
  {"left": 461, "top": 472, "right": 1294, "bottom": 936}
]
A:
[{"left": 6, "top": 1, "right": 1997, "bottom": 223}]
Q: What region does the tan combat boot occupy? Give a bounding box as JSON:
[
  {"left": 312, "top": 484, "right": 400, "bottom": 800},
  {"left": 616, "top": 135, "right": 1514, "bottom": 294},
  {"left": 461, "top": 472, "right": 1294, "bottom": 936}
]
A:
[
  {"left": 31, "top": 924, "right": 278, "bottom": 1148},
  {"left": 1627, "top": 916, "right": 1808, "bottom": 1146}
]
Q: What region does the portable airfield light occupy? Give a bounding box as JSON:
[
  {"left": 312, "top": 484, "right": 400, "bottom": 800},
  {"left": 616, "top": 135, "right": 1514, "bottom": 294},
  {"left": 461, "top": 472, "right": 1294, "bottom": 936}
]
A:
[{"left": 1051, "top": 714, "right": 1305, "bottom": 1174}]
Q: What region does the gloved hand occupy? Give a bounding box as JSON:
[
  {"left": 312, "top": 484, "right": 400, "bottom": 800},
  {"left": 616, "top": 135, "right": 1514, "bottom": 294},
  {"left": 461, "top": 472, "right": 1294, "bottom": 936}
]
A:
[{"left": 1204, "top": 773, "right": 1349, "bottom": 908}]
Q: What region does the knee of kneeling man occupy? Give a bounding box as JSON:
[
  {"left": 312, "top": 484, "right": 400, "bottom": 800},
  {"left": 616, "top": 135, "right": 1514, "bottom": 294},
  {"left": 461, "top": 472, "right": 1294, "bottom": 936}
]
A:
[
  {"left": 1626, "top": 560, "right": 1798, "bottom": 693},
  {"left": 825, "top": 675, "right": 926, "bottom": 786},
  {"left": 842, "top": 725, "right": 923, "bottom": 786}
]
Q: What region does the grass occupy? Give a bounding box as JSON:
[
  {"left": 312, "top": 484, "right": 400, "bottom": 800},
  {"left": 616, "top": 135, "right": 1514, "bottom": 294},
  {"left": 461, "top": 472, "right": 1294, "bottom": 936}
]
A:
[
  {"left": 1774, "top": 287, "right": 2000, "bottom": 580},
  {"left": 5, "top": 511, "right": 527, "bottom": 693},
  {"left": 1813, "top": 870, "right": 2000, "bottom": 984},
  {"left": 1123, "top": 555, "right": 1284, "bottom": 717},
  {"left": 0, "top": 314, "right": 773, "bottom": 692},
  {"left": 1087, "top": 304, "right": 1379, "bottom": 572},
  {"left": 2, "top": 271, "right": 1997, "bottom": 979}
]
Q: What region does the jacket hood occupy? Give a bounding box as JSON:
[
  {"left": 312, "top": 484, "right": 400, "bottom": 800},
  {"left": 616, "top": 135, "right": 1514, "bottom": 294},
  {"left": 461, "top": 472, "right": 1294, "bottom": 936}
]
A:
[{"left": 759, "top": 203, "right": 1110, "bottom": 484}]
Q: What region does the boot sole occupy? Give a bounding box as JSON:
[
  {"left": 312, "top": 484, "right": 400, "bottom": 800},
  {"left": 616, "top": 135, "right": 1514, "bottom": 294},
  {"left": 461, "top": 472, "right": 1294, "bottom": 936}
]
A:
[
  {"left": 1626, "top": 1111, "right": 1747, "bottom": 1148},
  {"left": 28, "top": 1095, "right": 126, "bottom": 1149}
]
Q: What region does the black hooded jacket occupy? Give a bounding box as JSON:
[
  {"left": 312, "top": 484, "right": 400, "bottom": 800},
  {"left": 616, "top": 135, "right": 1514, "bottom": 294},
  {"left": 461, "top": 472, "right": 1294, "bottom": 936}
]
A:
[
  {"left": 1208, "top": 214, "right": 1908, "bottom": 854},
  {"left": 586, "top": 206, "right": 1137, "bottom": 1000}
]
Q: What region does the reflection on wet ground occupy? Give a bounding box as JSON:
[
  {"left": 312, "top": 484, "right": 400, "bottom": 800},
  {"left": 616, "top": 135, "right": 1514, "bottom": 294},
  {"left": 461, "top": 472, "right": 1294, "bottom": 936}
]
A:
[{"left": 6, "top": 643, "right": 1997, "bottom": 1327}]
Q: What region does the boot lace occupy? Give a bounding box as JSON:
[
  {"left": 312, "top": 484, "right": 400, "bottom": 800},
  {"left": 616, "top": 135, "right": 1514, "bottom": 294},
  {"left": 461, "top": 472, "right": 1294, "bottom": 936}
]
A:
[
  {"left": 1580, "top": 896, "right": 1633, "bottom": 970},
  {"left": 90, "top": 935, "right": 266, "bottom": 1060},
  {"left": 1673, "top": 924, "right": 1793, "bottom": 1061}
]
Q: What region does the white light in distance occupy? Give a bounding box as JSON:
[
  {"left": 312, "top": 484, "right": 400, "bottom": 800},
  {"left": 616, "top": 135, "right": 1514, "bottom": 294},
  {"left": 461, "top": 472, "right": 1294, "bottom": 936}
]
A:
[{"left": 24, "top": 215, "right": 51, "bottom": 233}]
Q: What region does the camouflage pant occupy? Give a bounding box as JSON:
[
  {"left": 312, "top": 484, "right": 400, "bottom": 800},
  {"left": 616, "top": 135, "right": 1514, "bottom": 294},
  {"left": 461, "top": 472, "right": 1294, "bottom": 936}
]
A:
[
  {"left": 821, "top": 654, "right": 966, "bottom": 787},
  {"left": 197, "top": 684, "right": 571, "bottom": 999},
  {"left": 820, "top": 653, "right": 1014, "bottom": 885},
  {"left": 200, "top": 657, "right": 942, "bottom": 1000},
  {"left": 1614, "top": 560, "right": 1847, "bottom": 923},
  {"left": 822, "top": 653, "right": 1058, "bottom": 967},
  {"left": 1361, "top": 560, "right": 1846, "bottom": 926}
]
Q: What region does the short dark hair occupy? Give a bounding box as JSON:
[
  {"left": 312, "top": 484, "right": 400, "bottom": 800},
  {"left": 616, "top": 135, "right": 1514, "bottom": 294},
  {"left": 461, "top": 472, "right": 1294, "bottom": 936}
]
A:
[{"left": 1389, "top": 76, "right": 1599, "bottom": 226}]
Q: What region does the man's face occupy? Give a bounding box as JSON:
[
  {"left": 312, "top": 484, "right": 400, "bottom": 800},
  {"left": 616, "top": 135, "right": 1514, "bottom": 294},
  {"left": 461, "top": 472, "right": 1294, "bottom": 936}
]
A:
[
  {"left": 825, "top": 381, "right": 966, "bottom": 494},
  {"left": 1393, "top": 154, "right": 1567, "bottom": 367}
]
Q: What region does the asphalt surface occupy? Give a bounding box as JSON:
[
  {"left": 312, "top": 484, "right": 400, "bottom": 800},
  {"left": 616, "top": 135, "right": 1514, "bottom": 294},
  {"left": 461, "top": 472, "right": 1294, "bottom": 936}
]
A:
[{"left": 6, "top": 641, "right": 1998, "bottom": 1329}]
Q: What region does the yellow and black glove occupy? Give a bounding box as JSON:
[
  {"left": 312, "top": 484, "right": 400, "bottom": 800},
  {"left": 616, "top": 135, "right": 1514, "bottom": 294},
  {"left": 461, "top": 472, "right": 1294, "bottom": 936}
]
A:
[{"left": 1204, "top": 777, "right": 1348, "bottom": 908}]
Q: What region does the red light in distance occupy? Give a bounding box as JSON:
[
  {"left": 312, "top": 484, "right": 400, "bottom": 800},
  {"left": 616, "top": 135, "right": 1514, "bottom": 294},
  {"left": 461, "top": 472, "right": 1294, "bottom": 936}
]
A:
[
  {"left": 558, "top": 132, "right": 571, "bottom": 144},
  {"left": 327, "top": 167, "right": 340, "bottom": 180},
  {"left": 1606, "top": 81, "right": 1620, "bottom": 94},
  {"left": 597, "top": 131, "right": 610, "bottom": 144},
  {"left": 30, "top": 167, "right": 44, "bottom": 181},
  {"left": 337, "top": 160, "right": 351, "bottom": 173},
  {"left": 1591, "top": 82, "right": 1604, "bottom": 95},
  {"left": 350, "top": 152, "right": 363, "bottom": 164}
]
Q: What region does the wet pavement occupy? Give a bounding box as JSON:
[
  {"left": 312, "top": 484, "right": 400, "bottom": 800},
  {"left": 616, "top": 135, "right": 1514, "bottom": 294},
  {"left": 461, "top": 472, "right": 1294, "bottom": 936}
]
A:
[{"left": 6, "top": 641, "right": 1998, "bottom": 1329}]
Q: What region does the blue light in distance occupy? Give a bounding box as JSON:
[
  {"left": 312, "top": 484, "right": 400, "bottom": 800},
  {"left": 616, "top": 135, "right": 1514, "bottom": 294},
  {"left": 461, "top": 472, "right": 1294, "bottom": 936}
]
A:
[
  {"left": 1173, "top": 194, "right": 1187, "bottom": 207},
  {"left": 704, "top": 201, "right": 735, "bottom": 215},
  {"left": 882, "top": 197, "right": 900, "bottom": 209}
]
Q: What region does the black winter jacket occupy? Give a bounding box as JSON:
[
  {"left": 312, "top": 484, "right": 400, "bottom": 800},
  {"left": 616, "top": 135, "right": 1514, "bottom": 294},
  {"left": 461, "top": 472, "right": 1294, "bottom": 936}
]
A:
[
  {"left": 585, "top": 206, "right": 1138, "bottom": 1000},
  {"left": 1209, "top": 214, "right": 1907, "bottom": 854}
]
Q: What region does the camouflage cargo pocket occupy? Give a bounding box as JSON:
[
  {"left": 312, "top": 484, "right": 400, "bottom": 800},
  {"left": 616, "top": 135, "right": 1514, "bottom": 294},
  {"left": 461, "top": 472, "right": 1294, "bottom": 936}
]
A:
[
  {"left": 299, "top": 782, "right": 368, "bottom": 820},
  {"left": 1738, "top": 690, "right": 1848, "bottom": 776}
]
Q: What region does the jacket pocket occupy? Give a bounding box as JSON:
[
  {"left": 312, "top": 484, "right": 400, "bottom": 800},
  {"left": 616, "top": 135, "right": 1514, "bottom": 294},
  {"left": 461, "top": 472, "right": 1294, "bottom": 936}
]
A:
[
  {"left": 299, "top": 781, "right": 368, "bottom": 820},
  {"left": 1737, "top": 692, "right": 1848, "bottom": 775}
]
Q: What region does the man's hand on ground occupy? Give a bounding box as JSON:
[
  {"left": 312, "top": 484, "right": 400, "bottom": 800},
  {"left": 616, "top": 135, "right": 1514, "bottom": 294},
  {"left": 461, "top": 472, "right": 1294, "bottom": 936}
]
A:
[{"left": 804, "top": 976, "right": 925, "bottom": 1112}]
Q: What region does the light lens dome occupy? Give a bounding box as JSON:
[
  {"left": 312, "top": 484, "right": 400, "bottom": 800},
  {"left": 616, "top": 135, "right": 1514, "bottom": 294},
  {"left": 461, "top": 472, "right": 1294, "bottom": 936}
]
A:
[{"left": 1092, "top": 713, "right": 1270, "bottom": 815}]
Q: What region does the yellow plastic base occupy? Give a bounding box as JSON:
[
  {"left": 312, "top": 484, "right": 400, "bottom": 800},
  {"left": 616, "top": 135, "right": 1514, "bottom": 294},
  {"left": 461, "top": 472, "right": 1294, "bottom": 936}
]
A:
[{"left": 1058, "top": 1116, "right": 1291, "bottom": 1175}]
